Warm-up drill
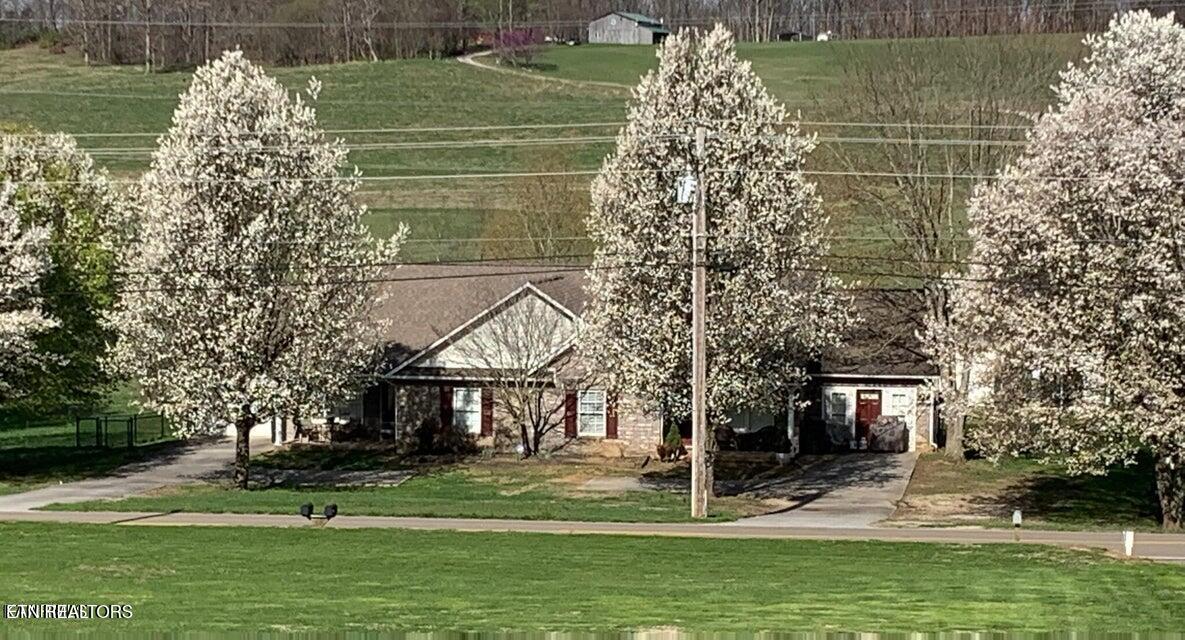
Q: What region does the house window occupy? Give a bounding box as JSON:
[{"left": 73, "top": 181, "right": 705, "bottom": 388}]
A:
[
  {"left": 453, "top": 388, "right": 482, "bottom": 434},
  {"left": 888, "top": 392, "right": 911, "bottom": 418},
  {"left": 578, "top": 390, "right": 607, "bottom": 437},
  {"left": 828, "top": 392, "right": 848, "bottom": 424}
]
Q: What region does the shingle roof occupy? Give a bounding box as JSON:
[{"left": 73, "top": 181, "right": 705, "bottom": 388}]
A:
[
  {"left": 815, "top": 290, "right": 938, "bottom": 378},
  {"left": 374, "top": 264, "right": 935, "bottom": 378},
  {"left": 373, "top": 263, "right": 587, "bottom": 366}
]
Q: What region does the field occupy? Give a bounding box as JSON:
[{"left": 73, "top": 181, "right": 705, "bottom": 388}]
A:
[
  {"left": 2, "top": 522, "right": 1183, "bottom": 633},
  {"left": 0, "top": 35, "right": 1084, "bottom": 261}
]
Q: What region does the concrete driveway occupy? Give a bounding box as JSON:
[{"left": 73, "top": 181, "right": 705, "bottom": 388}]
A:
[
  {"left": 0, "top": 434, "right": 272, "bottom": 512},
  {"left": 729, "top": 452, "right": 918, "bottom": 528}
]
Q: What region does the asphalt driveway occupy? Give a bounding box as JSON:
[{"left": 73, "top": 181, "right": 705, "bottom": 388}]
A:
[
  {"left": 729, "top": 452, "right": 918, "bottom": 528},
  {"left": 0, "top": 434, "right": 273, "bottom": 512}
]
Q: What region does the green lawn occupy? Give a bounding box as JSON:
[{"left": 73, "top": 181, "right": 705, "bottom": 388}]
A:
[
  {"left": 1, "top": 522, "right": 1183, "bottom": 632},
  {"left": 43, "top": 445, "right": 770, "bottom": 522},
  {"left": 893, "top": 453, "right": 1163, "bottom": 531},
  {"left": 44, "top": 464, "right": 755, "bottom": 523}
]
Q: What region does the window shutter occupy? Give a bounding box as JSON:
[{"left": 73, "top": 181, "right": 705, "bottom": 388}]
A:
[
  {"left": 481, "top": 388, "right": 494, "bottom": 437},
  {"left": 564, "top": 390, "right": 577, "bottom": 438},
  {"left": 606, "top": 393, "right": 619, "bottom": 439},
  {"left": 440, "top": 386, "right": 453, "bottom": 431}
]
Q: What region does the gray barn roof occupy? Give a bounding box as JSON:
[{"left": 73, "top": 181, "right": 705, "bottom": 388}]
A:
[{"left": 597, "top": 11, "right": 671, "bottom": 34}]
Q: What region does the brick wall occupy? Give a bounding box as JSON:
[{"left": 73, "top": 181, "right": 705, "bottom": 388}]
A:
[{"left": 389, "top": 381, "right": 662, "bottom": 458}]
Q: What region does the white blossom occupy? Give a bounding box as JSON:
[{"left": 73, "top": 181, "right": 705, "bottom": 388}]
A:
[
  {"left": 0, "top": 184, "right": 55, "bottom": 401},
  {"left": 108, "top": 51, "right": 404, "bottom": 486},
  {"left": 0, "top": 132, "right": 122, "bottom": 411},
  {"left": 953, "top": 11, "right": 1185, "bottom": 528},
  {"left": 582, "top": 26, "right": 852, "bottom": 424}
]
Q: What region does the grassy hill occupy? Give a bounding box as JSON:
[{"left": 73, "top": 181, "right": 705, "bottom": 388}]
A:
[{"left": 0, "top": 35, "right": 1084, "bottom": 259}]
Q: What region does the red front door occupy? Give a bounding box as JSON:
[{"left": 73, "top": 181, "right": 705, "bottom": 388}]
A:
[{"left": 855, "top": 390, "right": 882, "bottom": 443}]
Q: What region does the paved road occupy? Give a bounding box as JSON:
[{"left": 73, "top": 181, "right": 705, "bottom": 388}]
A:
[
  {"left": 3, "top": 510, "right": 1184, "bottom": 563},
  {"left": 729, "top": 452, "right": 918, "bottom": 528},
  {"left": 0, "top": 434, "right": 273, "bottom": 511}
]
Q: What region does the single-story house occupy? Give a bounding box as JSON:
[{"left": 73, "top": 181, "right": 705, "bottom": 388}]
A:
[
  {"left": 302, "top": 264, "right": 939, "bottom": 457},
  {"left": 588, "top": 12, "right": 670, "bottom": 45},
  {"left": 799, "top": 289, "right": 938, "bottom": 453}
]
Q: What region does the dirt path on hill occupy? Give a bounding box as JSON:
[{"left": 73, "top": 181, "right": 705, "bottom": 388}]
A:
[{"left": 457, "top": 49, "right": 633, "bottom": 91}]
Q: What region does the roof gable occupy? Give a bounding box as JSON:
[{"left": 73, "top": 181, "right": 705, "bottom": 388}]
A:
[
  {"left": 387, "top": 282, "right": 580, "bottom": 377},
  {"left": 372, "top": 264, "right": 588, "bottom": 368}
]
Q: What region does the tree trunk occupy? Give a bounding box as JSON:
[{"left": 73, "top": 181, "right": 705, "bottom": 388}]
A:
[
  {"left": 1156, "top": 451, "right": 1185, "bottom": 530},
  {"left": 942, "top": 363, "right": 969, "bottom": 460},
  {"left": 532, "top": 424, "right": 544, "bottom": 459},
  {"left": 233, "top": 413, "right": 253, "bottom": 490},
  {"left": 945, "top": 413, "right": 966, "bottom": 460},
  {"left": 519, "top": 423, "right": 532, "bottom": 458}
]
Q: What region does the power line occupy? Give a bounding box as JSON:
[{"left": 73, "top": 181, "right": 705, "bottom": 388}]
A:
[
  {"left": 11, "top": 232, "right": 1184, "bottom": 251},
  {"left": 0, "top": 121, "right": 632, "bottom": 139},
  {"left": 0, "top": 0, "right": 1172, "bottom": 30},
  {"left": 0, "top": 166, "right": 1153, "bottom": 187},
  {"left": 62, "top": 133, "right": 1044, "bottom": 158},
  {"left": 0, "top": 119, "right": 1038, "bottom": 141},
  {"left": 15, "top": 240, "right": 1179, "bottom": 292},
  {"left": 98, "top": 260, "right": 1185, "bottom": 298}
]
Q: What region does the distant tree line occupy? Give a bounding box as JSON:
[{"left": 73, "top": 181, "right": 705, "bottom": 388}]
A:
[{"left": 1, "top": 1, "right": 1183, "bottom": 67}]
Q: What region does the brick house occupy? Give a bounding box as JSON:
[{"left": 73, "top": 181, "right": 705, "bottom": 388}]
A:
[{"left": 313, "top": 264, "right": 939, "bottom": 457}]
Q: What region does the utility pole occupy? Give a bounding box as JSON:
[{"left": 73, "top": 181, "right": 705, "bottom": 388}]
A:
[{"left": 690, "top": 126, "right": 709, "bottom": 519}]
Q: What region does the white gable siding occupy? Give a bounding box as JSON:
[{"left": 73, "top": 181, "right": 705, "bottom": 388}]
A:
[{"left": 420, "top": 293, "right": 577, "bottom": 369}]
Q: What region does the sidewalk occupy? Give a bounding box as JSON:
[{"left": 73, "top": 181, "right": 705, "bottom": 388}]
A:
[{"left": 3, "top": 509, "right": 1184, "bottom": 564}]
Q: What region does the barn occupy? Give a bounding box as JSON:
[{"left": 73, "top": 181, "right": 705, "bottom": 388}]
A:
[{"left": 587, "top": 12, "right": 670, "bottom": 45}]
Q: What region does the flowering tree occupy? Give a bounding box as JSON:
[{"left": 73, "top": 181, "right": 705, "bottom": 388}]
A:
[
  {"left": 0, "top": 132, "right": 121, "bottom": 414},
  {"left": 110, "top": 51, "right": 404, "bottom": 488},
  {"left": 0, "top": 185, "right": 55, "bottom": 403},
  {"left": 952, "top": 11, "right": 1185, "bottom": 528},
  {"left": 583, "top": 26, "right": 852, "bottom": 465},
  {"left": 492, "top": 28, "right": 540, "bottom": 68}
]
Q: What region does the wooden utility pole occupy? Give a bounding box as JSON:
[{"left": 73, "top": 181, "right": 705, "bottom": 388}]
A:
[{"left": 690, "top": 126, "right": 709, "bottom": 519}]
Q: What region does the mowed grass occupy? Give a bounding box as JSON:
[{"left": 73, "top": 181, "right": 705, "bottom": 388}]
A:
[
  {"left": 892, "top": 453, "right": 1163, "bottom": 531},
  {"left": 533, "top": 35, "right": 1084, "bottom": 109},
  {"left": 2, "top": 522, "right": 1184, "bottom": 632},
  {"left": 533, "top": 40, "right": 856, "bottom": 98},
  {"left": 0, "top": 45, "right": 625, "bottom": 247},
  {"left": 0, "top": 37, "right": 1083, "bottom": 252},
  {"left": 44, "top": 456, "right": 761, "bottom": 522}
]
